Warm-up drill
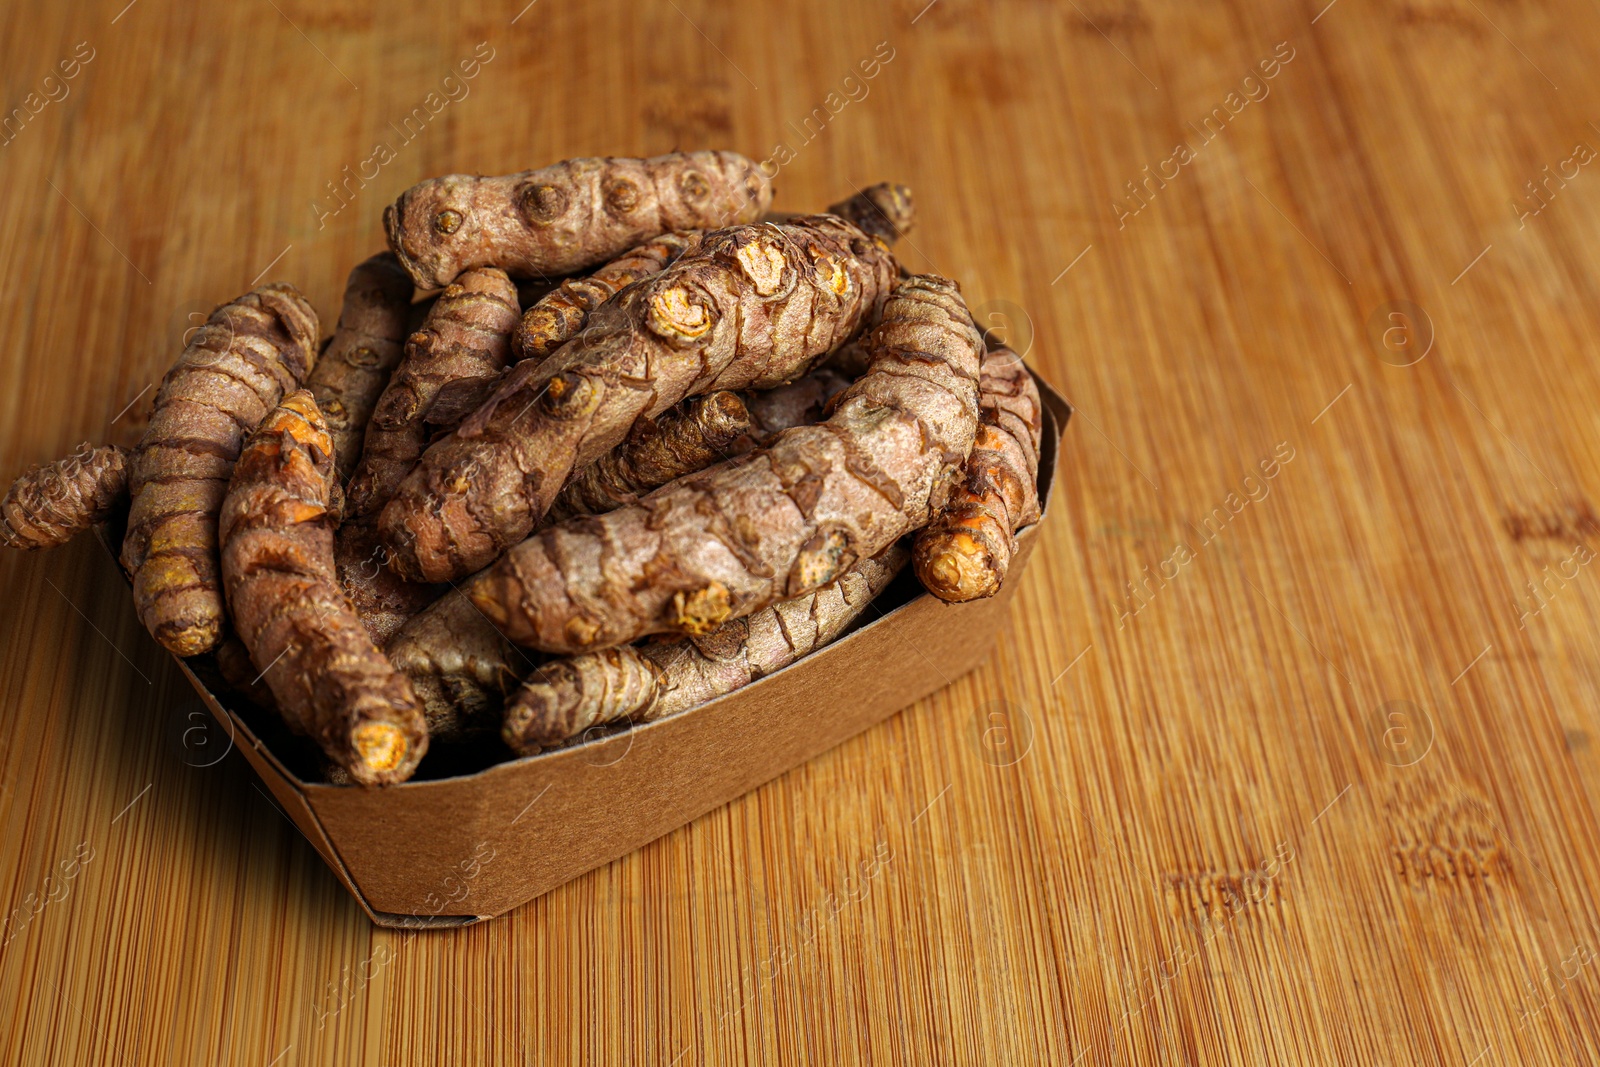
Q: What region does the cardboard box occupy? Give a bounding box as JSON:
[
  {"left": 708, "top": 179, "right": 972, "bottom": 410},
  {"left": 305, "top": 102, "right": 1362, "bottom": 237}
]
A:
[{"left": 116, "top": 373, "right": 1069, "bottom": 928}]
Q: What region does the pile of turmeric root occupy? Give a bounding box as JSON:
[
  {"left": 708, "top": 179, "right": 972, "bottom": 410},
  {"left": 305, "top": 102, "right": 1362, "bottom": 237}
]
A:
[{"left": 1, "top": 150, "right": 1043, "bottom": 787}]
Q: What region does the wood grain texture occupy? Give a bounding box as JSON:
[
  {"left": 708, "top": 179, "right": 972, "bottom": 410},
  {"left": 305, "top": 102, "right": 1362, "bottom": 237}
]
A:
[{"left": 3, "top": 0, "right": 1600, "bottom": 1063}]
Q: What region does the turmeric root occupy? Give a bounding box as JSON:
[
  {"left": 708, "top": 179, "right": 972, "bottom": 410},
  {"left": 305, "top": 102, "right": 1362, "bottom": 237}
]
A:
[
  {"left": 219, "top": 390, "right": 426, "bottom": 785},
  {"left": 1, "top": 443, "right": 128, "bottom": 549},
  {"left": 122, "top": 283, "right": 320, "bottom": 657},
  {"left": 386, "top": 587, "right": 527, "bottom": 741},
  {"left": 379, "top": 214, "right": 900, "bottom": 582},
  {"left": 467, "top": 273, "right": 982, "bottom": 654},
  {"left": 513, "top": 231, "right": 698, "bottom": 364},
  {"left": 384, "top": 151, "right": 771, "bottom": 290},
  {"left": 305, "top": 253, "right": 414, "bottom": 482},
  {"left": 913, "top": 348, "right": 1043, "bottom": 602},
  {"left": 345, "top": 267, "right": 519, "bottom": 519},
  {"left": 826, "top": 182, "right": 915, "bottom": 244},
  {"left": 544, "top": 391, "right": 751, "bottom": 523},
  {"left": 502, "top": 545, "right": 907, "bottom": 754}
]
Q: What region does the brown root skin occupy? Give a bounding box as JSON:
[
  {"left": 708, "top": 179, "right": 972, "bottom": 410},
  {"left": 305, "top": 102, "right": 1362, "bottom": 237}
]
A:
[
  {"left": 386, "top": 586, "right": 530, "bottom": 742},
  {"left": 503, "top": 546, "right": 907, "bottom": 754},
  {"left": 0, "top": 443, "right": 128, "bottom": 550},
  {"left": 912, "top": 348, "right": 1043, "bottom": 602},
  {"left": 544, "top": 391, "right": 751, "bottom": 524},
  {"left": 383, "top": 151, "right": 772, "bottom": 290},
  {"left": 513, "top": 231, "right": 699, "bottom": 364},
  {"left": 306, "top": 253, "right": 414, "bottom": 483},
  {"left": 122, "top": 283, "right": 320, "bottom": 657},
  {"left": 468, "top": 273, "right": 981, "bottom": 655},
  {"left": 334, "top": 518, "right": 445, "bottom": 647},
  {"left": 345, "top": 267, "right": 519, "bottom": 519},
  {"left": 378, "top": 214, "right": 900, "bottom": 583},
  {"left": 826, "top": 182, "right": 915, "bottom": 244},
  {"left": 219, "top": 390, "right": 427, "bottom": 786}
]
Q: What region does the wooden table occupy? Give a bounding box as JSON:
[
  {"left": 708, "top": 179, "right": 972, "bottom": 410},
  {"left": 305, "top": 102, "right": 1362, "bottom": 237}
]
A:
[{"left": 4, "top": 1, "right": 1600, "bottom": 1063}]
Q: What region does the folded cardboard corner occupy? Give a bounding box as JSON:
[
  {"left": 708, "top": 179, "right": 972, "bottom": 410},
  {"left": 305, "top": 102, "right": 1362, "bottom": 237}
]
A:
[{"left": 140, "top": 371, "right": 1071, "bottom": 928}]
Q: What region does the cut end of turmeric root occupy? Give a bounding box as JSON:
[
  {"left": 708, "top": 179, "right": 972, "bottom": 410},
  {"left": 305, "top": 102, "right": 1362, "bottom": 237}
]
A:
[
  {"left": 351, "top": 721, "right": 411, "bottom": 778},
  {"left": 913, "top": 527, "right": 1003, "bottom": 602}
]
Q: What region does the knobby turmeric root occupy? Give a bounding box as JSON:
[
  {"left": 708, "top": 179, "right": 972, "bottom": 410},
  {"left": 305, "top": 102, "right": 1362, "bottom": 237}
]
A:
[
  {"left": 379, "top": 214, "right": 900, "bottom": 582},
  {"left": 384, "top": 151, "right": 771, "bottom": 290},
  {"left": 219, "top": 390, "right": 426, "bottom": 785},
  {"left": 502, "top": 545, "right": 907, "bottom": 754},
  {"left": 826, "top": 182, "right": 915, "bottom": 245},
  {"left": 305, "top": 253, "right": 415, "bottom": 483},
  {"left": 544, "top": 391, "right": 751, "bottom": 523},
  {"left": 345, "top": 267, "right": 520, "bottom": 518},
  {"left": 0, "top": 443, "right": 128, "bottom": 549},
  {"left": 913, "top": 348, "right": 1043, "bottom": 602},
  {"left": 122, "top": 283, "right": 320, "bottom": 657},
  {"left": 513, "top": 231, "right": 698, "bottom": 364},
  {"left": 385, "top": 587, "right": 528, "bottom": 742},
  {"left": 467, "top": 273, "right": 981, "bottom": 654}
]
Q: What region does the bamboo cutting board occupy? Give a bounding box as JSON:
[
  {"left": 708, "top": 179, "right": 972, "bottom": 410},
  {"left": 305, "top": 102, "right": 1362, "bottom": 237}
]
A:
[{"left": 3, "top": 0, "right": 1600, "bottom": 1063}]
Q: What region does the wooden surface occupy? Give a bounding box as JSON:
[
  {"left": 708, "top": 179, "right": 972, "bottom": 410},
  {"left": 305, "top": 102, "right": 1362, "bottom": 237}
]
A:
[{"left": 3, "top": 0, "right": 1600, "bottom": 1063}]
